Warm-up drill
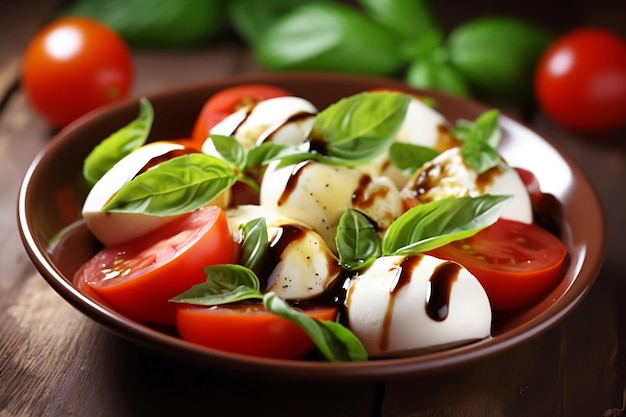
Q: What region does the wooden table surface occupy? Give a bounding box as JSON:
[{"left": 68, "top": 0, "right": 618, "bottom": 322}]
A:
[{"left": 1, "top": 1, "right": 625, "bottom": 416}]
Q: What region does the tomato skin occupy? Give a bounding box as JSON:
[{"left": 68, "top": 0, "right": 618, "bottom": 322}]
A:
[
  {"left": 21, "top": 17, "right": 133, "bottom": 128},
  {"left": 190, "top": 84, "right": 291, "bottom": 147},
  {"left": 534, "top": 28, "right": 626, "bottom": 133},
  {"left": 428, "top": 219, "right": 567, "bottom": 311},
  {"left": 176, "top": 303, "right": 337, "bottom": 359},
  {"left": 74, "top": 207, "right": 236, "bottom": 325}
]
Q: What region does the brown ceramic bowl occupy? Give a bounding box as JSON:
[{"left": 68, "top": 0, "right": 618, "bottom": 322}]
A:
[{"left": 17, "top": 73, "right": 605, "bottom": 382}]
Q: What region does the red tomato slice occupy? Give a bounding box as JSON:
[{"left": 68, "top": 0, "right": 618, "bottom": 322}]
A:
[
  {"left": 190, "top": 84, "right": 291, "bottom": 148},
  {"left": 428, "top": 218, "right": 567, "bottom": 311},
  {"left": 74, "top": 206, "right": 237, "bottom": 325},
  {"left": 176, "top": 302, "right": 337, "bottom": 360}
]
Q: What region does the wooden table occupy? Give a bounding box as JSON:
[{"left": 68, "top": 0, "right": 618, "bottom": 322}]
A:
[{"left": 1, "top": 1, "right": 624, "bottom": 416}]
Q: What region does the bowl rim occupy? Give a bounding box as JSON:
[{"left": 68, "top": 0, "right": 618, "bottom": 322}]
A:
[{"left": 17, "top": 72, "right": 606, "bottom": 382}]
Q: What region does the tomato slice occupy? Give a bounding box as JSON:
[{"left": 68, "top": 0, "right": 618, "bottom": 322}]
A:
[
  {"left": 176, "top": 302, "right": 337, "bottom": 359},
  {"left": 74, "top": 206, "right": 237, "bottom": 325},
  {"left": 428, "top": 218, "right": 567, "bottom": 311},
  {"left": 190, "top": 84, "right": 291, "bottom": 148}
]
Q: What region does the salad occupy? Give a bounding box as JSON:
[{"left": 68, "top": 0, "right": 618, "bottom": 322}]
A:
[{"left": 73, "top": 84, "right": 567, "bottom": 361}]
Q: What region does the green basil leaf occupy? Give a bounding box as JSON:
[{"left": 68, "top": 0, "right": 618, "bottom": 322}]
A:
[
  {"left": 357, "top": 0, "right": 437, "bottom": 40},
  {"left": 401, "top": 28, "right": 445, "bottom": 62},
  {"left": 461, "top": 139, "right": 502, "bottom": 175},
  {"left": 170, "top": 265, "right": 263, "bottom": 305},
  {"left": 254, "top": 3, "right": 405, "bottom": 76},
  {"left": 335, "top": 209, "right": 381, "bottom": 271},
  {"left": 454, "top": 109, "right": 502, "bottom": 174},
  {"left": 83, "top": 98, "right": 153, "bottom": 187},
  {"left": 229, "top": 0, "right": 330, "bottom": 45},
  {"left": 389, "top": 142, "right": 440, "bottom": 175},
  {"left": 457, "top": 109, "right": 501, "bottom": 147},
  {"left": 382, "top": 194, "right": 512, "bottom": 255},
  {"left": 309, "top": 91, "right": 411, "bottom": 163},
  {"left": 103, "top": 153, "right": 237, "bottom": 215},
  {"left": 209, "top": 134, "right": 246, "bottom": 171},
  {"left": 62, "top": 0, "right": 227, "bottom": 48},
  {"left": 263, "top": 292, "right": 368, "bottom": 362},
  {"left": 405, "top": 56, "right": 471, "bottom": 97},
  {"left": 239, "top": 218, "right": 269, "bottom": 271},
  {"left": 447, "top": 17, "right": 553, "bottom": 102},
  {"left": 246, "top": 142, "right": 306, "bottom": 169}
]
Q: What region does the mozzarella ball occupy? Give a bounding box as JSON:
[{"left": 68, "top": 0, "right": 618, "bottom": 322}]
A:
[
  {"left": 226, "top": 205, "right": 342, "bottom": 301},
  {"left": 260, "top": 160, "right": 404, "bottom": 253},
  {"left": 204, "top": 96, "right": 317, "bottom": 153},
  {"left": 82, "top": 141, "right": 230, "bottom": 246},
  {"left": 400, "top": 147, "right": 533, "bottom": 223},
  {"left": 345, "top": 254, "right": 492, "bottom": 358}
]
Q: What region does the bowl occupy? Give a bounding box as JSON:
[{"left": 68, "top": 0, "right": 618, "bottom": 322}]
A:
[{"left": 17, "top": 73, "right": 605, "bottom": 382}]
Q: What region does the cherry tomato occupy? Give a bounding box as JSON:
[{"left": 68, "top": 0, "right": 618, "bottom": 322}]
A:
[
  {"left": 428, "top": 218, "right": 567, "bottom": 311},
  {"left": 176, "top": 302, "right": 337, "bottom": 359},
  {"left": 21, "top": 17, "right": 133, "bottom": 128},
  {"left": 190, "top": 84, "right": 291, "bottom": 148},
  {"left": 74, "top": 207, "right": 236, "bottom": 325},
  {"left": 534, "top": 28, "right": 626, "bottom": 132}
]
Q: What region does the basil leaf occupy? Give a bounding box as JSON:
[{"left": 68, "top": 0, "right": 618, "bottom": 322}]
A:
[
  {"left": 335, "top": 209, "right": 381, "bottom": 271},
  {"left": 455, "top": 109, "right": 501, "bottom": 147},
  {"left": 210, "top": 134, "right": 246, "bottom": 171},
  {"left": 447, "top": 17, "right": 553, "bottom": 102},
  {"left": 382, "top": 194, "right": 512, "bottom": 255},
  {"left": 62, "top": 0, "right": 227, "bottom": 48},
  {"left": 309, "top": 91, "right": 411, "bottom": 163},
  {"left": 389, "top": 142, "right": 440, "bottom": 175},
  {"left": 254, "top": 3, "right": 405, "bottom": 76},
  {"left": 405, "top": 56, "right": 471, "bottom": 97},
  {"left": 83, "top": 98, "right": 153, "bottom": 187},
  {"left": 245, "top": 142, "right": 306, "bottom": 169},
  {"left": 454, "top": 109, "right": 502, "bottom": 174},
  {"left": 170, "top": 265, "right": 263, "bottom": 305},
  {"left": 103, "top": 153, "right": 237, "bottom": 215},
  {"left": 229, "top": 0, "right": 330, "bottom": 45},
  {"left": 263, "top": 292, "right": 368, "bottom": 362},
  {"left": 461, "top": 140, "right": 502, "bottom": 176},
  {"left": 239, "top": 218, "right": 269, "bottom": 271},
  {"left": 357, "top": 0, "right": 437, "bottom": 41}
]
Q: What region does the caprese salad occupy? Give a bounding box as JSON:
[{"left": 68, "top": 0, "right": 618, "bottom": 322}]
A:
[{"left": 73, "top": 84, "right": 567, "bottom": 361}]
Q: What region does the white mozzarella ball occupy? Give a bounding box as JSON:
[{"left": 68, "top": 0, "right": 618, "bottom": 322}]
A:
[
  {"left": 345, "top": 254, "right": 492, "bottom": 358},
  {"left": 226, "top": 205, "right": 342, "bottom": 301},
  {"left": 204, "top": 96, "right": 317, "bottom": 153},
  {"left": 82, "top": 141, "right": 230, "bottom": 246},
  {"left": 400, "top": 147, "right": 533, "bottom": 223},
  {"left": 260, "top": 160, "right": 404, "bottom": 253},
  {"left": 363, "top": 97, "right": 458, "bottom": 188}
]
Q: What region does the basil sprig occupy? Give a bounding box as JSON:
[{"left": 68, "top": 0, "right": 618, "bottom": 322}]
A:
[
  {"left": 83, "top": 98, "right": 153, "bottom": 187},
  {"left": 336, "top": 194, "right": 512, "bottom": 271},
  {"left": 453, "top": 109, "right": 502, "bottom": 175}
]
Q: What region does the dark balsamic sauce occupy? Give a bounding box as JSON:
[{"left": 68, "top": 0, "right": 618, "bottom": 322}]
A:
[{"left": 425, "top": 261, "right": 462, "bottom": 321}]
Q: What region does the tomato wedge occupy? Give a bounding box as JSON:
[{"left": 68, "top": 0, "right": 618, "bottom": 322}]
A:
[
  {"left": 428, "top": 218, "right": 567, "bottom": 311},
  {"left": 74, "top": 206, "right": 237, "bottom": 325},
  {"left": 176, "top": 302, "right": 337, "bottom": 359},
  {"left": 190, "top": 84, "right": 291, "bottom": 148}
]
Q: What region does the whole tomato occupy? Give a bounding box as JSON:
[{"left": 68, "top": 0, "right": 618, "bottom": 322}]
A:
[
  {"left": 534, "top": 28, "right": 626, "bottom": 133},
  {"left": 21, "top": 17, "right": 134, "bottom": 128}
]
